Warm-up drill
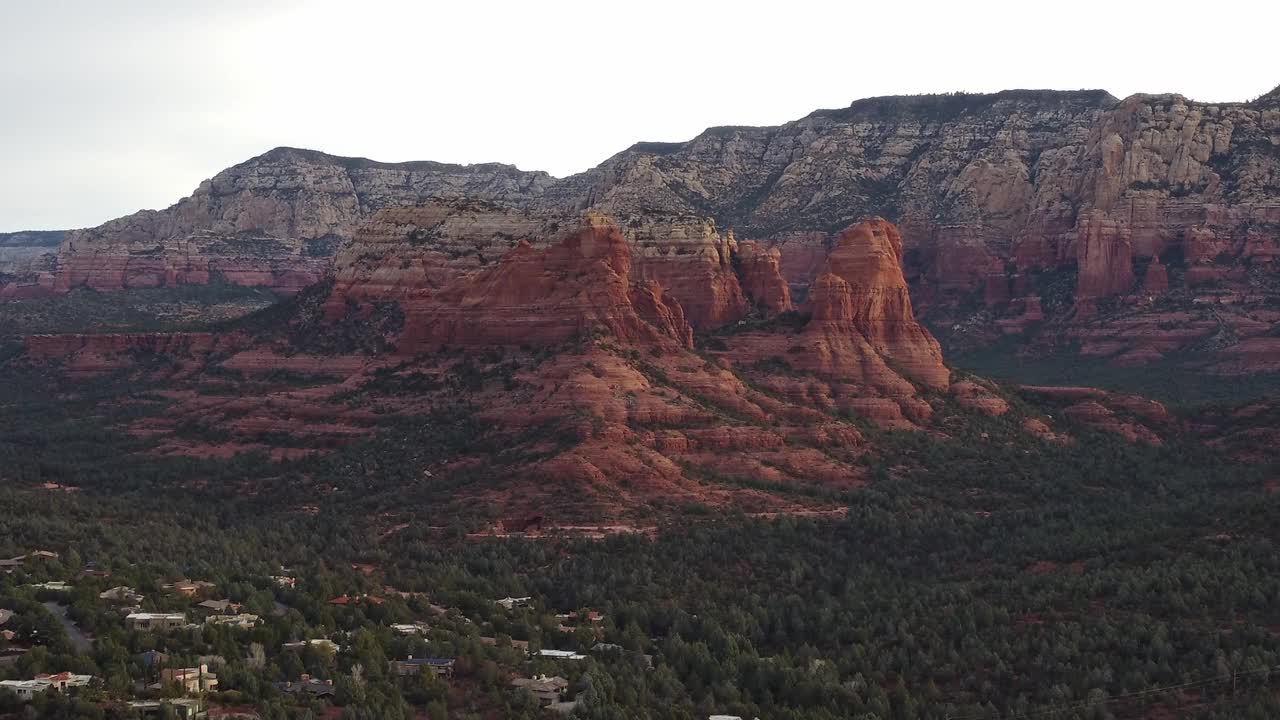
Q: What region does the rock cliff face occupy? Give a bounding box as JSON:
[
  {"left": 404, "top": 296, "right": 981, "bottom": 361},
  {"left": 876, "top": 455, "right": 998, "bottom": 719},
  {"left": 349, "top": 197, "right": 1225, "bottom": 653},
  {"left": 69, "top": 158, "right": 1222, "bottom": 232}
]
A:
[
  {"left": 13, "top": 85, "right": 1280, "bottom": 371},
  {"left": 810, "top": 220, "right": 948, "bottom": 387},
  {"left": 48, "top": 148, "right": 553, "bottom": 295},
  {"left": 0, "top": 231, "right": 63, "bottom": 299},
  {"left": 381, "top": 214, "right": 696, "bottom": 351},
  {"left": 314, "top": 204, "right": 947, "bottom": 424},
  {"left": 735, "top": 241, "right": 793, "bottom": 313}
]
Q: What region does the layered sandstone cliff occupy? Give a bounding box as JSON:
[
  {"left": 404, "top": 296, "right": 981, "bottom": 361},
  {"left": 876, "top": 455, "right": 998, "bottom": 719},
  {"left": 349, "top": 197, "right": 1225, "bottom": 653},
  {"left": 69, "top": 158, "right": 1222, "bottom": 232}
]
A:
[
  {"left": 0, "top": 231, "right": 63, "bottom": 299},
  {"left": 386, "top": 215, "right": 696, "bottom": 351},
  {"left": 49, "top": 148, "right": 553, "bottom": 296},
  {"left": 13, "top": 86, "right": 1280, "bottom": 371}
]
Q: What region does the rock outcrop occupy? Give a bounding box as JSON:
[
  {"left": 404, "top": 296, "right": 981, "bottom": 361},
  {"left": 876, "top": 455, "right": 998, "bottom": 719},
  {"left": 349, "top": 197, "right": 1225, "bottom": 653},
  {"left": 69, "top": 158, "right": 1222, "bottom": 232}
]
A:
[
  {"left": 1075, "top": 212, "right": 1135, "bottom": 300},
  {"left": 735, "top": 241, "right": 793, "bottom": 314},
  {"left": 806, "top": 220, "right": 948, "bottom": 388},
  {"left": 332, "top": 212, "right": 694, "bottom": 352}
]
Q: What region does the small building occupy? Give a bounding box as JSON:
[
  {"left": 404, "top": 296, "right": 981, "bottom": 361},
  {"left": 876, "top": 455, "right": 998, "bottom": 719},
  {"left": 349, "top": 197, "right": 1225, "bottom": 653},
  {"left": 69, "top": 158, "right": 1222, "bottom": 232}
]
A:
[
  {"left": 480, "top": 635, "right": 531, "bottom": 652},
  {"left": 164, "top": 579, "right": 215, "bottom": 597},
  {"left": 197, "top": 599, "right": 240, "bottom": 613},
  {"left": 556, "top": 610, "right": 605, "bottom": 624},
  {"left": 537, "top": 649, "right": 587, "bottom": 661},
  {"left": 0, "top": 608, "right": 13, "bottom": 625},
  {"left": 126, "top": 612, "right": 187, "bottom": 632},
  {"left": 591, "top": 642, "right": 623, "bottom": 654},
  {"left": 129, "top": 698, "right": 206, "bottom": 719},
  {"left": 0, "top": 679, "right": 49, "bottom": 701},
  {"left": 139, "top": 650, "right": 171, "bottom": 668},
  {"left": 328, "top": 594, "right": 384, "bottom": 606},
  {"left": 100, "top": 586, "right": 144, "bottom": 604},
  {"left": 495, "top": 596, "right": 532, "bottom": 610},
  {"left": 28, "top": 581, "right": 71, "bottom": 592},
  {"left": 163, "top": 665, "right": 218, "bottom": 694},
  {"left": 511, "top": 675, "right": 569, "bottom": 706},
  {"left": 270, "top": 576, "right": 296, "bottom": 588},
  {"left": 36, "top": 672, "right": 92, "bottom": 692},
  {"left": 0, "top": 673, "right": 92, "bottom": 701},
  {"left": 79, "top": 562, "right": 110, "bottom": 579},
  {"left": 273, "top": 676, "right": 335, "bottom": 698},
  {"left": 390, "top": 622, "right": 429, "bottom": 636},
  {"left": 283, "top": 638, "right": 340, "bottom": 654},
  {"left": 391, "top": 656, "right": 455, "bottom": 678},
  {"left": 205, "top": 614, "right": 260, "bottom": 629}
]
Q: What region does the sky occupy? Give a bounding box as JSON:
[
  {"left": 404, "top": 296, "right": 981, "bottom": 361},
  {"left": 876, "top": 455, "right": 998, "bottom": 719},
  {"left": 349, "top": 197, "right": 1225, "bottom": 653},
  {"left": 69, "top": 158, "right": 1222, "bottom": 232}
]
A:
[{"left": 2, "top": 0, "right": 1278, "bottom": 232}]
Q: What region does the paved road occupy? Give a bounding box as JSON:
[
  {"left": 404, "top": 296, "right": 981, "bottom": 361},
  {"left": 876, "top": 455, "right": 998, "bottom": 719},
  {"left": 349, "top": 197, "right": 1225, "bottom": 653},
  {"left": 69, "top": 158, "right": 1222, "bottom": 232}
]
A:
[{"left": 42, "top": 601, "right": 93, "bottom": 653}]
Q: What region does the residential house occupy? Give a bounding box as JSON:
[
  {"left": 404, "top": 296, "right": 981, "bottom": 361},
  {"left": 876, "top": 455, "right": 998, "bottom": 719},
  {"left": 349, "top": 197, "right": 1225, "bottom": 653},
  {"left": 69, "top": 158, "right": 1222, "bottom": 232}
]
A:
[
  {"left": 328, "top": 594, "right": 384, "bottom": 606},
  {"left": 283, "top": 638, "right": 340, "bottom": 654},
  {"left": 0, "top": 557, "right": 23, "bottom": 574},
  {"left": 36, "top": 673, "right": 92, "bottom": 691},
  {"left": 537, "top": 649, "right": 587, "bottom": 661},
  {"left": 100, "top": 586, "right": 144, "bottom": 604},
  {"left": 556, "top": 610, "right": 605, "bottom": 624},
  {"left": 126, "top": 612, "right": 187, "bottom": 632},
  {"left": 129, "top": 698, "right": 206, "bottom": 719},
  {"left": 390, "top": 622, "right": 429, "bottom": 636},
  {"left": 480, "top": 635, "right": 530, "bottom": 652},
  {"left": 390, "top": 656, "right": 455, "bottom": 678},
  {"left": 270, "top": 576, "right": 296, "bottom": 588},
  {"left": 197, "top": 599, "right": 239, "bottom": 613},
  {"left": 162, "top": 665, "right": 219, "bottom": 694},
  {"left": 0, "top": 680, "right": 49, "bottom": 701},
  {"left": 205, "top": 614, "right": 260, "bottom": 629},
  {"left": 138, "top": 650, "right": 172, "bottom": 668},
  {"left": 0, "top": 673, "right": 92, "bottom": 701},
  {"left": 79, "top": 562, "right": 110, "bottom": 579},
  {"left": 0, "top": 608, "right": 12, "bottom": 625},
  {"left": 27, "top": 551, "right": 59, "bottom": 561},
  {"left": 511, "top": 675, "right": 569, "bottom": 706},
  {"left": 496, "top": 596, "right": 532, "bottom": 610},
  {"left": 1, "top": 630, "right": 15, "bottom": 643},
  {"left": 591, "top": 643, "right": 623, "bottom": 654},
  {"left": 272, "top": 676, "right": 336, "bottom": 698},
  {"left": 164, "top": 579, "right": 215, "bottom": 597},
  {"left": 28, "top": 581, "right": 71, "bottom": 592}
]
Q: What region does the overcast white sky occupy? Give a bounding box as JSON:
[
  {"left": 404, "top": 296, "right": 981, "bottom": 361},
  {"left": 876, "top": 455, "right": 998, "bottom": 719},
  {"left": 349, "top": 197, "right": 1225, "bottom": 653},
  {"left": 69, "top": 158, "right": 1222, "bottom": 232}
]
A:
[{"left": 2, "top": 0, "right": 1277, "bottom": 232}]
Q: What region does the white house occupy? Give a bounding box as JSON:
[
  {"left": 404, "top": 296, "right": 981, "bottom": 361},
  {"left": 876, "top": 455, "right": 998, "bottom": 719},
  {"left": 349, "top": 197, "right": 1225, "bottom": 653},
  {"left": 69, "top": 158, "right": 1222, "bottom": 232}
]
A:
[
  {"left": 0, "top": 673, "right": 93, "bottom": 701},
  {"left": 27, "top": 581, "right": 71, "bottom": 592},
  {"left": 205, "top": 613, "right": 260, "bottom": 629},
  {"left": 537, "top": 649, "right": 587, "bottom": 660},
  {"left": 391, "top": 622, "right": 430, "bottom": 636},
  {"left": 126, "top": 612, "right": 187, "bottom": 631},
  {"left": 283, "top": 638, "right": 341, "bottom": 653},
  {"left": 0, "top": 680, "right": 49, "bottom": 701}
]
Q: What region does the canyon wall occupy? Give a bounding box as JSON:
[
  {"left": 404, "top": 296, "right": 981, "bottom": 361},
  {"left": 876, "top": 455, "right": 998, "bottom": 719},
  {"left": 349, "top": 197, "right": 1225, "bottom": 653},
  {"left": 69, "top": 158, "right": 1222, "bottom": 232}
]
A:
[
  {"left": 9, "top": 86, "right": 1279, "bottom": 370},
  {"left": 47, "top": 148, "right": 553, "bottom": 296}
]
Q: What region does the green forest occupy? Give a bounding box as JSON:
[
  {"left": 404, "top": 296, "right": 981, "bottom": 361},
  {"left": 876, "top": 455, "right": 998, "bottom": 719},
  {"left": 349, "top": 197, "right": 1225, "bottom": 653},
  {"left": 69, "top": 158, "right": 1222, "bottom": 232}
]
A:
[{"left": 1, "top": 355, "right": 1279, "bottom": 720}]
